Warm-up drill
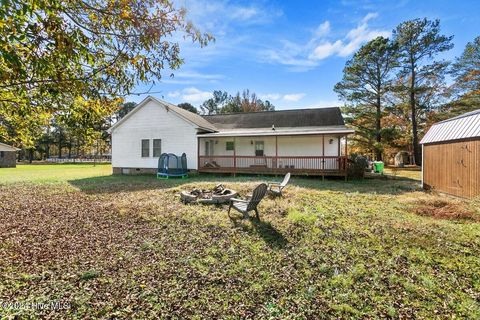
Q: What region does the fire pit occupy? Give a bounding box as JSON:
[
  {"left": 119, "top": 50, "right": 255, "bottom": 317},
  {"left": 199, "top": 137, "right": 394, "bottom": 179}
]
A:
[{"left": 181, "top": 184, "right": 238, "bottom": 204}]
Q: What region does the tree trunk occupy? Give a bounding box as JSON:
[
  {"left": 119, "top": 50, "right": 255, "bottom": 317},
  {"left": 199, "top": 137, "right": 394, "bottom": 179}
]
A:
[
  {"left": 375, "top": 92, "right": 382, "bottom": 161},
  {"left": 68, "top": 138, "right": 72, "bottom": 158},
  {"left": 58, "top": 136, "right": 62, "bottom": 158},
  {"left": 410, "top": 66, "right": 421, "bottom": 166},
  {"left": 76, "top": 137, "right": 80, "bottom": 158},
  {"left": 29, "top": 149, "right": 33, "bottom": 163}
]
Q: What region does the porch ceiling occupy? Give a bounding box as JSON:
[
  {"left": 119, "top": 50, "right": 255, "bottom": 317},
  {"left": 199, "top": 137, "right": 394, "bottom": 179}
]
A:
[{"left": 197, "top": 126, "right": 354, "bottom": 138}]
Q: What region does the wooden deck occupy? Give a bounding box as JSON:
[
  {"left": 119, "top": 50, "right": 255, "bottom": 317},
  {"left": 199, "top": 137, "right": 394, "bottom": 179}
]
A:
[{"left": 198, "top": 156, "right": 347, "bottom": 176}]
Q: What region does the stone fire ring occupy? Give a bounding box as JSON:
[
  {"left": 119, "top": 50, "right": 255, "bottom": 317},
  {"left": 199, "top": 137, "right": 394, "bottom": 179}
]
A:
[{"left": 180, "top": 189, "right": 239, "bottom": 204}]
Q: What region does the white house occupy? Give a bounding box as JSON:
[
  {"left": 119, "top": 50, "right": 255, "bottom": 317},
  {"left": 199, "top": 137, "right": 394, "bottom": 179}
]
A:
[{"left": 109, "top": 96, "right": 354, "bottom": 177}]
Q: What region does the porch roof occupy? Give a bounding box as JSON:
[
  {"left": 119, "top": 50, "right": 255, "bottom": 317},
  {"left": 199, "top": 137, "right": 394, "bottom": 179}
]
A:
[{"left": 197, "top": 126, "right": 354, "bottom": 138}]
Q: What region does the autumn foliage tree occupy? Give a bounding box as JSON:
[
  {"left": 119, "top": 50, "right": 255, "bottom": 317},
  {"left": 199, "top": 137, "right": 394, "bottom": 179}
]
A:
[
  {"left": 0, "top": 0, "right": 212, "bottom": 146},
  {"left": 221, "top": 90, "right": 275, "bottom": 114},
  {"left": 200, "top": 89, "right": 275, "bottom": 115}
]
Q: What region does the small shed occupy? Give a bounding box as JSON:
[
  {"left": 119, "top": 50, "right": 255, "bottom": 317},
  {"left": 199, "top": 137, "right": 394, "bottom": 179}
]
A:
[
  {"left": 0, "top": 142, "right": 19, "bottom": 168},
  {"left": 420, "top": 109, "right": 480, "bottom": 198}
]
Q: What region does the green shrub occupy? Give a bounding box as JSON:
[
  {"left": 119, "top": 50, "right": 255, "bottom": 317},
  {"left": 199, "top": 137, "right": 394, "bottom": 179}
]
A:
[{"left": 347, "top": 153, "right": 368, "bottom": 179}]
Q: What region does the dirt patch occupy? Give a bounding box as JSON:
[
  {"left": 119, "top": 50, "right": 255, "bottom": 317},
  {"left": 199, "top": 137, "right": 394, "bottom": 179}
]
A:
[{"left": 414, "top": 199, "right": 479, "bottom": 222}]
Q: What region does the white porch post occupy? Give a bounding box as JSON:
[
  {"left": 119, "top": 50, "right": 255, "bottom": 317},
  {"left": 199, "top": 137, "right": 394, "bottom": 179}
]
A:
[
  {"left": 197, "top": 137, "right": 200, "bottom": 171},
  {"left": 344, "top": 135, "right": 348, "bottom": 181},
  {"left": 233, "top": 136, "right": 236, "bottom": 176},
  {"left": 275, "top": 135, "right": 278, "bottom": 173},
  {"left": 322, "top": 134, "right": 325, "bottom": 180}
]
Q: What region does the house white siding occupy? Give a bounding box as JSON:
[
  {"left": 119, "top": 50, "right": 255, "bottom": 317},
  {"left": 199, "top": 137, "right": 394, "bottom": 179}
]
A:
[
  {"left": 200, "top": 135, "right": 340, "bottom": 157},
  {"left": 111, "top": 100, "right": 199, "bottom": 170},
  {"left": 277, "top": 136, "right": 339, "bottom": 156},
  {"left": 199, "top": 135, "right": 342, "bottom": 170}
]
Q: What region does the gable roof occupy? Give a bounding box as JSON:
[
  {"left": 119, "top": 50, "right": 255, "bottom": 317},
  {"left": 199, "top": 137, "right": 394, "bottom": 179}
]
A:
[
  {"left": 420, "top": 108, "right": 480, "bottom": 144},
  {"left": 108, "top": 96, "right": 217, "bottom": 133},
  {"left": 158, "top": 98, "right": 217, "bottom": 131},
  {"left": 202, "top": 107, "right": 345, "bottom": 129},
  {"left": 0, "top": 142, "right": 20, "bottom": 151}
]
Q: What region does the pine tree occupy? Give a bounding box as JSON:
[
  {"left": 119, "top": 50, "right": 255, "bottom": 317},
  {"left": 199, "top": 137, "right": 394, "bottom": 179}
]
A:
[
  {"left": 335, "top": 37, "right": 398, "bottom": 161},
  {"left": 393, "top": 18, "right": 453, "bottom": 165}
]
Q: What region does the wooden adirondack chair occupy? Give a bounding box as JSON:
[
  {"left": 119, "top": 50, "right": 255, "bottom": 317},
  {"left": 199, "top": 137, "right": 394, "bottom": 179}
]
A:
[
  {"left": 267, "top": 172, "right": 291, "bottom": 197},
  {"left": 228, "top": 183, "right": 268, "bottom": 220}
]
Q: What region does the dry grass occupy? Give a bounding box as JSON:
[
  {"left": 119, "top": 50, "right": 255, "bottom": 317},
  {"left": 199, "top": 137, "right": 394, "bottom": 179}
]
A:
[
  {"left": 400, "top": 192, "right": 480, "bottom": 222},
  {"left": 0, "top": 165, "right": 479, "bottom": 319},
  {"left": 414, "top": 199, "right": 480, "bottom": 222}
]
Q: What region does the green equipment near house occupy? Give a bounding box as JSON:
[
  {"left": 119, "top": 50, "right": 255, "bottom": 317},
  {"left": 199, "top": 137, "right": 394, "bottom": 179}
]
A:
[
  {"left": 373, "top": 161, "right": 384, "bottom": 174},
  {"left": 157, "top": 153, "right": 188, "bottom": 179}
]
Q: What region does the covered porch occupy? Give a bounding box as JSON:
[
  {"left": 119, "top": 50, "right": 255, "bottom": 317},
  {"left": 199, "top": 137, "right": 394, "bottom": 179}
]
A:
[{"left": 197, "top": 132, "right": 351, "bottom": 177}]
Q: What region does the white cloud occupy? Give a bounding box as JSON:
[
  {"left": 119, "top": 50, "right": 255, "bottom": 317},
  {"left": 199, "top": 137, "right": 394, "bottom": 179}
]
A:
[
  {"left": 167, "top": 91, "right": 180, "bottom": 98},
  {"left": 261, "top": 12, "right": 390, "bottom": 70},
  {"left": 162, "top": 71, "right": 225, "bottom": 85},
  {"left": 309, "top": 12, "right": 390, "bottom": 60},
  {"left": 181, "top": 0, "right": 282, "bottom": 32},
  {"left": 309, "top": 40, "right": 343, "bottom": 60},
  {"left": 260, "top": 50, "right": 318, "bottom": 71},
  {"left": 259, "top": 93, "right": 281, "bottom": 101},
  {"left": 230, "top": 7, "right": 259, "bottom": 21},
  {"left": 362, "top": 12, "right": 379, "bottom": 23},
  {"left": 175, "top": 71, "right": 224, "bottom": 80},
  {"left": 313, "top": 99, "right": 343, "bottom": 108},
  {"left": 283, "top": 93, "right": 306, "bottom": 102},
  {"left": 168, "top": 87, "right": 212, "bottom": 104},
  {"left": 315, "top": 21, "right": 331, "bottom": 37},
  {"left": 260, "top": 93, "right": 309, "bottom": 102},
  {"left": 337, "top": 16, "right": 390, "bottom": 57},
  {"left": 158, "top": 1, "right": 283, "bottom": 75}
]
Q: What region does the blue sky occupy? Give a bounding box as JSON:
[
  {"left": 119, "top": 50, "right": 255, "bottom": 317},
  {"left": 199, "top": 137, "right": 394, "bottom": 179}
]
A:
[{"left": 130, "top": 0, "right": 480, "bottom": 110}]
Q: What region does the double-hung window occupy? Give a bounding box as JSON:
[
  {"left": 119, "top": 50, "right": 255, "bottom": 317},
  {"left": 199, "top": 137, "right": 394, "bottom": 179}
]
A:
[
  {"left": 141, "top": 139, "right": 150, "bottom": 157},
  {"left": 153, "top": 139, "right": 162, "bottom": 157}
]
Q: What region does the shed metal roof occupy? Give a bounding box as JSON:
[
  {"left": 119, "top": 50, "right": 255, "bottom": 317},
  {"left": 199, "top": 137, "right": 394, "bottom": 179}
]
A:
[{"left": 420, "top": 109, "right": 480, "bottom": 144}]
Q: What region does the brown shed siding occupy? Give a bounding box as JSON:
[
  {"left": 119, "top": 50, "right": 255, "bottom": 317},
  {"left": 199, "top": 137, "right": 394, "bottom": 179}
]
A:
[
  {"left": 0, "top": 151, "right": 16, "bottom": 168},
  {"left": 423, "top": 139, "right": 480, "bottom": 198}
]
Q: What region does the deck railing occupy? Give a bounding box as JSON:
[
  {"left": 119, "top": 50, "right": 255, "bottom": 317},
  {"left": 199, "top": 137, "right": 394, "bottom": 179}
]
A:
[{"left": 198, "top": 155, "right": 347, "bottom": 176}]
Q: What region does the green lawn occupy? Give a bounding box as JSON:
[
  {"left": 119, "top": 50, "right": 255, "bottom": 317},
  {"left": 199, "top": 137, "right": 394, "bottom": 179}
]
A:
[
  {"left": 0, "top": 163, "right": 112, "bottom": 184},
  {"left": 0, "top": 165, "right": 479, "bottom": 319}
]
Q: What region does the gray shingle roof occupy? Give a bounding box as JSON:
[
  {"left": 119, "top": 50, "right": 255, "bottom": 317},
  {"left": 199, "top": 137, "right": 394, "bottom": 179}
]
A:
[
  {"left": 420, "top": 108, "right": 480, "bottom": 144},
  {"left": 157, "top": 99, "right": 217, "bottom": 131},
  {"left": 202, "top": 107, "right": 345, "bottom": 129}
]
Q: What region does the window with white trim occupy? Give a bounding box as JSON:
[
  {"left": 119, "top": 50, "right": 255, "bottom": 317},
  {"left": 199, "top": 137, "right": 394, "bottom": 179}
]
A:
[
  {"left": 153, "top": 139, "right": 162, "bottom": 157},
  {"left": 141, "top": 139, "right": 149, "bottom": 157}
]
